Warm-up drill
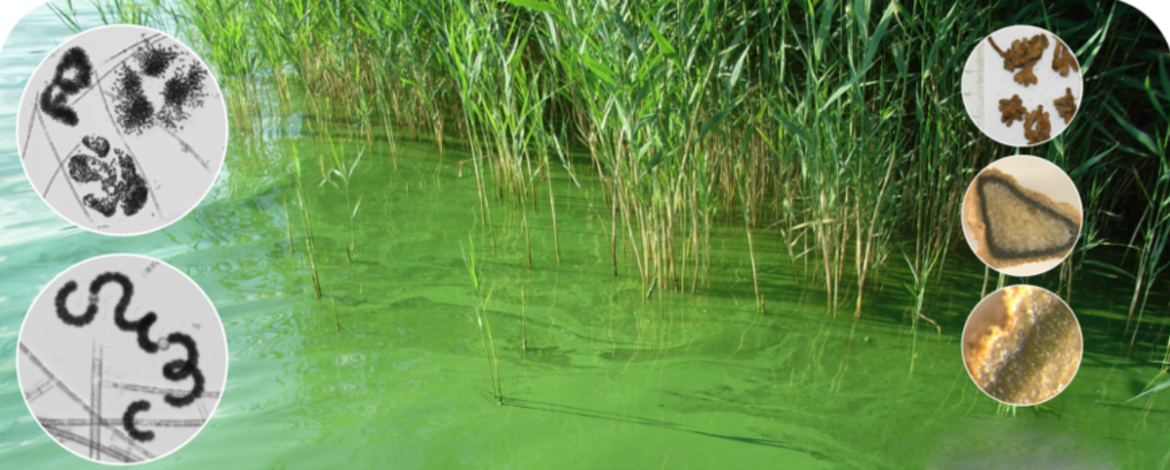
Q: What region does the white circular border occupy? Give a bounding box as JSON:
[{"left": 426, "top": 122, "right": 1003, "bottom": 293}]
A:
[
  {"left": 14, "top": 24, "right": 228, "bottom": 237},
  {"left": 15, "top": 253, "right": 229, "bottom": 465},
  {"left": 961, "top": 24, "right": 1083, "bottom": 148},
  {"left": 961, "top": 155, "right": 1084, "bottom": 277},
  {"left": 961, "top": 284, "right": 1083, "bottom": 407}
]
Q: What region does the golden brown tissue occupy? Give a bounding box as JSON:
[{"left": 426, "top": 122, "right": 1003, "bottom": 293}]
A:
[
  {"left": 963, "top": 286, "right": 1082, "bottom": 406},
  {"left": 1054, "top": 87, "right": 1077, "bottom": 125},
  {"left": 989, "top": 34, "right": 1048, "bottom": 87},
  {"left": 963, "top": 167, "right": 1081, "bottom": 270},
  {"left": 1052, "top": 39, "right": 1079, "bottom": 77},
  {"left": 999, "top": 95, "right": 1026, "bottom": 127},
  {"left": 1024, "top": 105, "right": 1051, "bottom": 144}
]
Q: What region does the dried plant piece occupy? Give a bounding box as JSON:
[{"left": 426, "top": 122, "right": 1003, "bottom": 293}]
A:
[
  {"left": 1051, "top": 38, "right": 1079, "bottom": 77},
  {"left": 999, "top": 95, "right": 1026, "bottom": 127},
  {"left": 1053, "top": 88, "right": 1077, "bottom": 125},
  {"left": 987, "top": 37, "right": 1016, "bottom": 71},
  {"left": 1024, "top": 105, "right": 1051, "bottom": 144},
  {"left": 988, "top": 34, "right": 1049, "bottom": 87},
  {"left": 1011, "top": 35, "right": 1048, "bottom": 86}
]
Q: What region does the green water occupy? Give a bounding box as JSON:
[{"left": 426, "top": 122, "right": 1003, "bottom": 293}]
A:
[{"left": 2, "top": 4, "right": 1169, "bottom": 469}]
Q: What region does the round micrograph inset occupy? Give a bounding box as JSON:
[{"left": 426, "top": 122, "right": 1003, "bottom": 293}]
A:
[
  {"left": 962, "top": 285, "right": 1082, "bottom": 406},
  {"left": 16, "top": 25, "right": 227, "bottom": 236},
  {"left": 16, "top": 254, "right": 227, "bottom": 464},
  {"left": 961, "top": 25, "right": 1083, "bottom": 147},
  {"left": 962, "top": 155, "right": 1082, "bottom": 277}
]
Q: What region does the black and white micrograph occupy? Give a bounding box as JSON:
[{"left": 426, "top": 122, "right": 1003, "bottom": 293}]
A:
[
  {"left": 16, "top": 25, "right": 227, "bottom": 236},
  {"left": 16, "top": 254, "right": 227, "bottom": 464}
]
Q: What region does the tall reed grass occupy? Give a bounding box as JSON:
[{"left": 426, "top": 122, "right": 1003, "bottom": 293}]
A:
[
  {"left": 464, "top": 234, "right": 504, "bottom": 404},
  {"left": 75, "top": 0, "right": 1170, "bottom": 342}
]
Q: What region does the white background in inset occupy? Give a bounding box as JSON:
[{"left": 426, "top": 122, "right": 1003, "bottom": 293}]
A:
[
  {"left": 16, "top": 254, "right": 227, "bottom": 464},
  {"left": 962, "top": 25, "right": 1083, "bottom": 147},
  {"left": 16, "top": 25, "right": 227, "bottom": 236}
]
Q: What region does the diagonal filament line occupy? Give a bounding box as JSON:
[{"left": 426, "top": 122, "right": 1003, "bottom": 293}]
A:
[
  {"left": 35, "top": 108, "right": 92, "bottom": 221},
  {"left": 69, "top": 34, "right": 164, "bottom": 108},
  {"left": 43, "top": 424, "right": 138, "bottom": 463},
  {"left": 19, "top": 342, "right": 155, "bottom": 459}
]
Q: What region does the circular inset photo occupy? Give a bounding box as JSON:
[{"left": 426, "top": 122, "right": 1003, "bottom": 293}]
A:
[
  {"left": 962, "top": 285, "right": 1082, "bottom": 406},
  {"left": 962, "top": 155, "right": 1082, "bottom": 277},
  {"left": 16, "top": 25, "right": 227, "bottom": 236},
  {"left": 16, "top": 254, "right": 226, "bottom": 464},
  {"left": 961, "top": 25, "right": 1082, "bottom": 147}
]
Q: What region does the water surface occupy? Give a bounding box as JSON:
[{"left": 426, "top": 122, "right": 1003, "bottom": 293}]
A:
[{"left": 1, "top": 4, "right": 1168, "bottom": 468}]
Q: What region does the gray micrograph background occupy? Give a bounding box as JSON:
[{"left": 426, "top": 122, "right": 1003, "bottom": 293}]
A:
[
  {"left": 17, "top": 254, "right": 227, "bottom": 464},
  {"left": 16, "top": 25, "right": 227, "bottom": 236}
]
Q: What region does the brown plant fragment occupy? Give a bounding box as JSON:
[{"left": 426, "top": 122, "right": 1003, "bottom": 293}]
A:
[
  {"left": 999, "top": 94, "right": 1026, "bottom": 127},
  {"left": 988, "top": 34, "right": 1049, "bottom": 87},
  {"left": 1051, "top": 38, "right": 1079, "bottom": 77},
  {"left": 1054, "top": 88, "right": 1077, "bottom": 125},
  {"left": 1024, "top": 105, "right": 1051, "bottom": 144}
]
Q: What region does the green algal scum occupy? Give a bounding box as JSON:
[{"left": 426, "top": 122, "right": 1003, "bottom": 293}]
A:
[{"left": 58, "top": 0, "right": 1170, "bottom": 371}]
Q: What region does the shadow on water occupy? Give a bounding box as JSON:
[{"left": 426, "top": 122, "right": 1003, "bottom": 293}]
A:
[{"left": 503, "top": 397, "right": 837, "bottom": 464}]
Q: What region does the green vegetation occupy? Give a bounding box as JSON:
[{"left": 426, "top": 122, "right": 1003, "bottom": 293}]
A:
[
  {"left": 290, "top": 141, "right": 323, "bottom": 298},
  {"left": 7, "top": 3, "right": 1170, "bottom": 464},
  {"left": 464, "top": 233, "right": 504, "bottom": 404},
  {"left": 62, "top": 0, "right": 1169, "bottom": 349}
]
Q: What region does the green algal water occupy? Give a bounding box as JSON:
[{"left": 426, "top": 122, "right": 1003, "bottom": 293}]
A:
[{"left": 1, "top": 3, "right": 1169, "bottom": 469}]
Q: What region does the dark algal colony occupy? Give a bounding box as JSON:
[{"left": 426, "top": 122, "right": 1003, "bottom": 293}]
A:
[
  {"left": 158, "top": 64, "right": 209, "bottom": 130},
  {"left": 112, "top": 64, "right": 155, "bottom": 135},
  {"left": 112, "top": 43, "right": 209, "bottom": 133},
  {"left": 133, "top": 43, "right": 180, "bottom": 78},
  {"left": 67, "top": 135, "right": 149, "bottom": 217}
]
